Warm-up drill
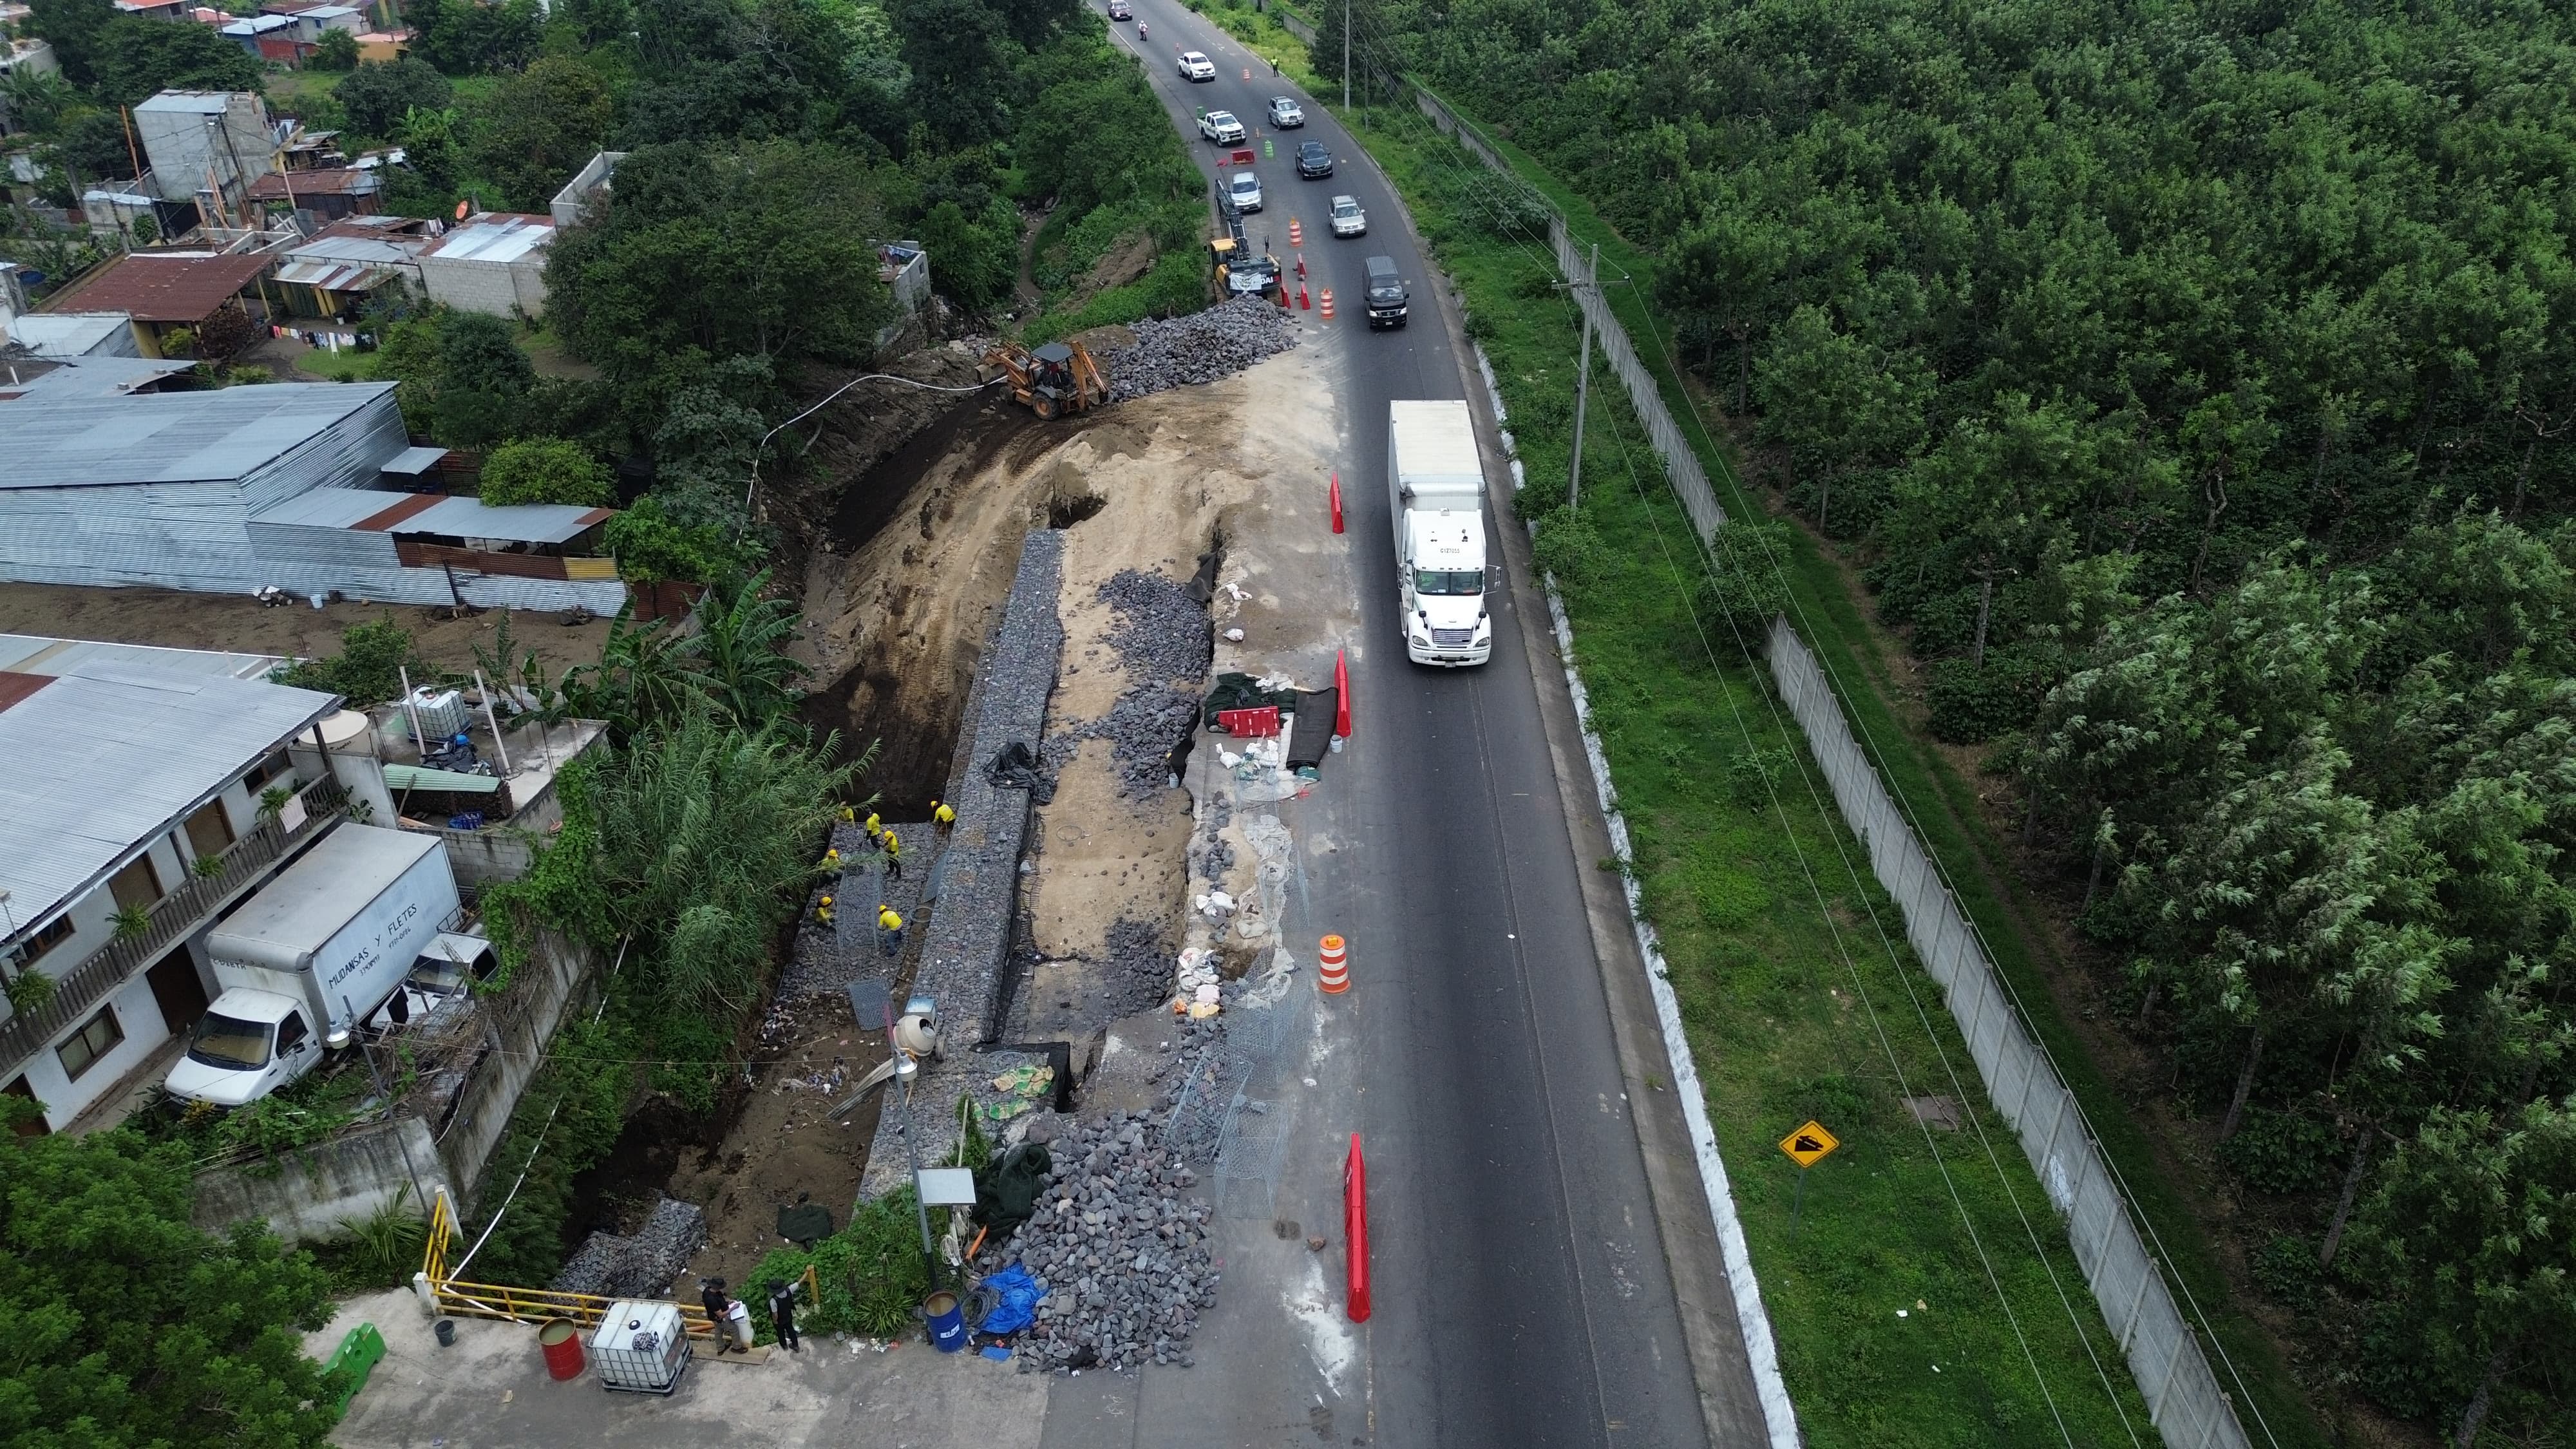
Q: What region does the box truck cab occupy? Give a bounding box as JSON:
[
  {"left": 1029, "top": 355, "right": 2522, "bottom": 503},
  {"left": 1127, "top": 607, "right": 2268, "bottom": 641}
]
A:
[
  {"left": 1388, "top": 400, "right": 1493, "bottom": 666},
  {"left": 164, "top": 824, "right": 460, "bottom": 1106}
]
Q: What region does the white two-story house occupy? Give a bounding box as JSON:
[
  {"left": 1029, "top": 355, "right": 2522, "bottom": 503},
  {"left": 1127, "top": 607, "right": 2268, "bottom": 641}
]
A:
[{"left": 0, "top": 637, "right": 345, "bottom": 1133}]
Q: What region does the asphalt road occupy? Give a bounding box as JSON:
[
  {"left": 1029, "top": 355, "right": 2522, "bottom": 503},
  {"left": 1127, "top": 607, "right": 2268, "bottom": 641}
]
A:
[{"left": 1051, "top": 8, "right": 1729, "bottom": 1444}]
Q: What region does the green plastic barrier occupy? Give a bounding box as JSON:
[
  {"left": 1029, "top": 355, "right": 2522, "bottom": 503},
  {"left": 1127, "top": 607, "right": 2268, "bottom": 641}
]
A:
[{"left": 323, "top": 1322, "right": 386, "bottom": 1414}]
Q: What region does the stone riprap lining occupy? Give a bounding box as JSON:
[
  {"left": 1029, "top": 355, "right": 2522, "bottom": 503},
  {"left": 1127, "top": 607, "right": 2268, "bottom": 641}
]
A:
[{"left": 862, "top": 529, "right": 1065, "bottom": 1197}]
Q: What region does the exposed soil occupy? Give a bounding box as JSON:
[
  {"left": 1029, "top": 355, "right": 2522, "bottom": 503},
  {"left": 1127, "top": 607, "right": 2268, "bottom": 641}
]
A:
[
  {"left": 0, "top": 583, "right": 612, "bottom": 677},
  {"left": 668, "top": 998, "right": 893, "bottom": 1294}
]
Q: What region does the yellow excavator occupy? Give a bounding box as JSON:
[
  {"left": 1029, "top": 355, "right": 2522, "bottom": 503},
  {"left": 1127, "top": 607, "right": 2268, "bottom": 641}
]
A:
[{"left": 985, "top": 339, "right": 1112, "bottom": 419}]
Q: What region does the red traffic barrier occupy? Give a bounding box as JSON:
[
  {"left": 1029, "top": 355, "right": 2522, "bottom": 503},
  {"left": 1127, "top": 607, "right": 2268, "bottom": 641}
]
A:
[
  {"left": 1344, "top": 1135, "right": 1371, "bottom": 1321},
  {"left": 1296, "top": 252, "right": 1307, "bottom": 278},
  {"left": 1329, "top": 472, "right": 1343, "bottom": 533},
  {"left": 1217, "top": 705, "right": 1280, "bottom": 737},
  {"left": 1298, "top": 283, "right": 1310, "bottom": 310},
  {"left": 1334, "top": 649, "right": 1352, "bottom": 737}
]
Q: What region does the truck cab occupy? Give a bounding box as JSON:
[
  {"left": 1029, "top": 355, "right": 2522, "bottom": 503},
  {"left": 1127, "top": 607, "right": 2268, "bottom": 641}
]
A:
[
  {"left": 1401, "top": 513, "right": 1493, "bottom": 665},
  {"left": 165, "top": 989, "right": 321, "bottom": 1106}
]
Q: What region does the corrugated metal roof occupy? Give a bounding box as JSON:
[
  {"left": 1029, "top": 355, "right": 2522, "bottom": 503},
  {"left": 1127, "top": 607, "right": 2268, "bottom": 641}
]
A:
[
  {"left": 220, "top": 15, "right": 292, "bottom": 32},
  {"left": 0, "top": 633, "right": 292, "bottom": 681},
  {"left": 383, "top": 763, "right": 500, "bottom": 793},
  {"left": 1, "top": 314, "right": 137, "bottom": 359},
  {"left": 0, "top": 665, "right": 336, "bottom": 936},
  {"left": 272, "top": 259, "right": 381, "bottom": 290},
  {"left": 248, "top": 488, "right": 612, "bottom": 543},
  {"left": 423, "top": 214, "right": 553, "bottom": 265},
  {"left": 383, "top": 446, "right": 447, "bottom": 475},
  {"left": 0, "top": 357, "right": 195, "bottom": 400},
  {"left": 254, "top": 168, "right": 386, "bottom": 202},
  {"left": 38, "top": 251, "right": 272, "bottom": 323},
  {"left": 281, "top": 232, "right": 416, "bottom": 267},
  {"left": 0, "top": 384, "right": 399, "bottom": 490},
  {"left": 131, "top": 90, "right": 238, "bottom": 114}
]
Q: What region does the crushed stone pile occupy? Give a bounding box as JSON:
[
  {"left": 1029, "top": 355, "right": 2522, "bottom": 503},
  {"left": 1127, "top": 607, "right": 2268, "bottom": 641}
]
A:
[
  {"left": 1104, "top": 298, "right": 1298, "bottom": 402},
  {"left": 1012, "top": 1111, "right": 1217, "bottom": 1372},
  {"left": 551, "top": 1195, "right": 707, "bottom": 1300},
  {"left": 1094, "top": 916, "right": 1177, "bottom": 1018},
  {"left": 1052, "top": 569, "right": 1213, "bottom": 799}
]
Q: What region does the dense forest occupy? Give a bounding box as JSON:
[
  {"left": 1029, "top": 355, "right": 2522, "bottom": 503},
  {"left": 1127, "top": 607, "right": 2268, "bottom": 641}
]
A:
[{"left": 1339, "top": 0, "right": 2576, "bottom": 1440}]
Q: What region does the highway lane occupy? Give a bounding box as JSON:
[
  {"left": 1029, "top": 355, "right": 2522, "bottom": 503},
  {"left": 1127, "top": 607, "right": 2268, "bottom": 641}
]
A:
[{"left": 1044, "top": 7, "right": 1734, "bottom": 1445}]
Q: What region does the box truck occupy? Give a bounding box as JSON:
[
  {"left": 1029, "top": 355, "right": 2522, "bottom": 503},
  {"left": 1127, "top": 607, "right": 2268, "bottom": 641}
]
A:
[
  {"left": 1387, "top": 399, "right": 1493, "bottom": 666},
  {"left": 164, "top": 824, "right": 461, "bottom": 1106}
]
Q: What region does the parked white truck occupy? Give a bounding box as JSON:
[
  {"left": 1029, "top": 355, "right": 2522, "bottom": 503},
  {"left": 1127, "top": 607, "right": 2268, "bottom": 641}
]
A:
[
  {"left": 164, "top": 824, "right": 461, "bottom": 1106},
  {"left": 1388, "top": 399, "right": 1493, "bottom": 666}
]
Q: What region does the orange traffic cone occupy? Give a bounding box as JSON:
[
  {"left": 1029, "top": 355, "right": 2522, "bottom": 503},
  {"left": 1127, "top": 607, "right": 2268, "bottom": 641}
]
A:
[{"left": 1318, "top": 934, "right": 1350, "bottom": 994}]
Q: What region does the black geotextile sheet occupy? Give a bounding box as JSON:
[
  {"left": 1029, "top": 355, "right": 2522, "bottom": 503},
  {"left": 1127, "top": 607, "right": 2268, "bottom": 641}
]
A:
[{"left": 1285, "top": 687, "right": 1337, "bottom": 770}]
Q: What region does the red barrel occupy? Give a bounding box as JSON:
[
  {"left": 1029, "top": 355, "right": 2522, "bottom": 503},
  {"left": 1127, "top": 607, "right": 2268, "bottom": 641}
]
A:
[{"left": 538, "top": 1318, "right": 585, "bottom": 1381}]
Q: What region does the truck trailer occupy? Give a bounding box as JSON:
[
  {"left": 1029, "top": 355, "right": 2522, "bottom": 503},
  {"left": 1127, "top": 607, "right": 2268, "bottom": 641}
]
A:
[
  {"left": 164, "top": 824, "right": 462, "bottom": 1106},
  {"left": 1387, "top": 400, "right": 1493, "bottom": 666}
]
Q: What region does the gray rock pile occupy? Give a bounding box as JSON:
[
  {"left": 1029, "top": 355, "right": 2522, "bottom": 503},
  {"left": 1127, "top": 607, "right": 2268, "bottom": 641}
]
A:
[
  {"left": 1011, "top": 1111, "right": 1217, "bottom": 1371},
  {"left": 552, "top": 1195, "right": 707, "bottom": 1300},
  {"left": 1097, "top": 916, "right": 1177, "bottom": 1017},
  {"left": 1154, "top": 1014, "right": 1243, "bottom": 1165},
  {"left": 1096, "top": 569, "right": 1211, "bottom": 684},
  {"left": 1104, "top": 298, "right": 1298, "bottom": 402}
]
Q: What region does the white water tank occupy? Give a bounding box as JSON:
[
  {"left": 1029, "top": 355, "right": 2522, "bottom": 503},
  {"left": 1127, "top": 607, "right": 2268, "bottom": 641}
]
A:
[
  {"left": 408, "top": 687, "right": 468, "bottom": 742},
  {"left": 288, "top": 708, "right": 395, "bottom": 826}
]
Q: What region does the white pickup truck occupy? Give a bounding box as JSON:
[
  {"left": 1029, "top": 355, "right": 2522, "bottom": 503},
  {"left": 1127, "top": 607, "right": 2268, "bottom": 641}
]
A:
[
  {"left": 1387, "top": 400, "right": 1493, "bottom": 666},
  {"left": 165, "top": 824, "right": 461, "bottom": 1106},
  {"left": 1198, "top": 109, "right": 1246, "bottom": 144}
]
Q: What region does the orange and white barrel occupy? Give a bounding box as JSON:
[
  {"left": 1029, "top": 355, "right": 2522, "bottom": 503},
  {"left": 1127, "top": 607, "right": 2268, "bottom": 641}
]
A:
[{"left": 1318, "top": 934, "right": 1350, "bottom": 994}]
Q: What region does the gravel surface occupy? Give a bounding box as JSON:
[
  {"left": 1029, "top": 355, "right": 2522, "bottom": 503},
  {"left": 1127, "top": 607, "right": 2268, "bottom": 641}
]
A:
[
  {"left": 551, "top": 1195, "right": 707, "bottom": 1300},
  {"left": 1103, "top": 298, "right": 1298, "bottom": 403},
  {"left": 1054, "top": 569, "right": 1213, "bottom": 799},
  {"left": 1008, "top": 1110, "right": 1217, "bottom": 1371},
  {"left": 1097, "top": 916, "right": 1178, "bottom": 1018}
]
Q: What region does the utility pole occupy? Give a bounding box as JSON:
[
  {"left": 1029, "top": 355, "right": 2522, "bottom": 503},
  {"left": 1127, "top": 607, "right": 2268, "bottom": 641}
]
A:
[
  {"left": 1342, "top": 0, "right": 1350, "bottom": 111},
  {"left": 1567, "top": 242, "right": 1598, "bottom": 509}
]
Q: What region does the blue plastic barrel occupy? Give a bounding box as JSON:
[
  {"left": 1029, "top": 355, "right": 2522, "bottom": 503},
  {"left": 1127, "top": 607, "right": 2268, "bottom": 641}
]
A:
[{"left": 925, "top": 1291, "right": 966, "bottom": 1352}]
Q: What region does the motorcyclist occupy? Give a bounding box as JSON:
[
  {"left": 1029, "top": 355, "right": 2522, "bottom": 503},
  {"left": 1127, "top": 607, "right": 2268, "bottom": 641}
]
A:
[{"left": 1138, "top": 20, "right": 1147, "bottom": 40}]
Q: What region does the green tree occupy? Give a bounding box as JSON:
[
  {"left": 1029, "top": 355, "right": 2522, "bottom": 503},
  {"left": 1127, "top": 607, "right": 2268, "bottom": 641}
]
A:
[
  {"left": 461, "top": 57, "right": 614, "bottom": 213},
  {"left": 91, "top": 16, "right": 261, "bottom": 108},
  {"left": 545, "top": 139, "right": 893, "bottom": 380},
  {"left": 2349, "top": 1097, "right": 2576, "bottom": 1444},
  {"left": 1751, "top": 304, "right": 1928, "bottom": 533},
  {"left": 396, "top": 105, "right": 460, "bottom": 196},
  {"left": 0, "top": 1109, "right": 343, "bottom": 1448},
  {"left": 310, "top": 26, "right": 360, "bottom": 70},
  {"left": 24, "top": 0, "right": 117, "bottom": 88},
  {"left": 333, "top": 57, "right": 451, "bottom": 141},
  {"left": 427, "top": 310, "right": 534, "bottom": 447},
  {"left": 479, "top": 438, "right": 613, "bottom": 508}
]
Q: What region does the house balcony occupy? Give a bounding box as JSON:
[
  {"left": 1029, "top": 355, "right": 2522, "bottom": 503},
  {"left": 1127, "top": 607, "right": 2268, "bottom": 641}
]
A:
[{"left": 0, "top": 775, "right": 346, "bottom": 1077}]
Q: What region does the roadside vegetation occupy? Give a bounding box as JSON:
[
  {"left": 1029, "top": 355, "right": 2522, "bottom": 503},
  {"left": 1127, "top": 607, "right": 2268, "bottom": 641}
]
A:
[{"left": 1313, "top": 0, "right": 2576, "bottom": 1440}]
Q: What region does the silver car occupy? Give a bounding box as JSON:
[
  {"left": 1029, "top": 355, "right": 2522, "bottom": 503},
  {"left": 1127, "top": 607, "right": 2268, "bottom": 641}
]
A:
[
  {"left": 1227, "top": 171, "right": 1264, "bottom": 213},
  {"left": 1267, "top": 96, "right": 1305, "bottom": 128},
  {"left": 1329, "top": 194, "right": 1366, "bottom": 237}
]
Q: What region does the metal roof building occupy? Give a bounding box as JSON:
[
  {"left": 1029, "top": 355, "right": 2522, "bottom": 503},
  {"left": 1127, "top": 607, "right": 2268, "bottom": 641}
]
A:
[
  {"left": 0, "top": 633, "right": 292, "bottom": 681},
  {"left": 418, "top": 213, "right": 553, "bottom": 317},
  {"left": 0, "top": 385, "right": 627, "bottom": 612},
  {"left": 0, "top": 664, "right": 336, "bottom": 933}
]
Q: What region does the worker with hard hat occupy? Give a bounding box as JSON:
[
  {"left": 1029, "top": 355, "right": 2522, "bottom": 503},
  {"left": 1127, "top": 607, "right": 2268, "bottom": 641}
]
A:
[
  {"left": 821, "top": 846, "right": 842, "bottom": 873},
  {"left": 881, "top": 830, "right": 903, "bottom": 882},
  {"left": 816, "top": 894, "right": 835, "bottom": 925},
  {"left": 876, "top": 904, "right": 904, "bottom": 956},
  {"left": 932, "top": 799, "right": 956, "bottom": 828}
]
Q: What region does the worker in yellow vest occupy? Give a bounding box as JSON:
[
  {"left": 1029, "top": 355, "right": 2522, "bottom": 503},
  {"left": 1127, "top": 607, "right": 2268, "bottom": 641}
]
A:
[
  {"left": 932, "top": 800, "right": 956, "bottom": 829},
  {"left": 863, "top": 810, "right": 881, "bottom": 837},
  {"left": 821, "top": 847, "right": 842, "bottom": 873},
  {"left": 881, "top": 830, "right": 903, "bottom": 882},
  {"left": 816, "top": 894, "right": 835, "bottom": 926},
  {"left": 876, "top": 904, "right": 904, "bottom": 956},
  {"left": 837, "top": 804, "right": 855, "bottom": 825}
]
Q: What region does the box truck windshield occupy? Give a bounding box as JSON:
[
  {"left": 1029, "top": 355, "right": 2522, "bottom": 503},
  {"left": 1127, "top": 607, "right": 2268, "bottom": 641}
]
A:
[
  {"left": 187, "top": 1012, "right": 273, "bottom": 1070},
  {"left": 1414, "top": 567, "right": 1482, "bottom": 595}
]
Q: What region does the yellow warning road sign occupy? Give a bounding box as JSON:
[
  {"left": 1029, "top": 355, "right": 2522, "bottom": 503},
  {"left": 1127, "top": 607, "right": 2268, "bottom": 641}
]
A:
[{"left": 1780, "top": 1120, "right": 1841, "bottom": 1168}]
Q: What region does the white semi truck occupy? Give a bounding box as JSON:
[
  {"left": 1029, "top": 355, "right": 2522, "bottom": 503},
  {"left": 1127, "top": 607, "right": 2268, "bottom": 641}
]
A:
[
  {"left": 1387, "top": 399, "right": 1493, "bottom": 666},
  {"left": 164, "top": 824, "right": 462, "bottom": 1106}
]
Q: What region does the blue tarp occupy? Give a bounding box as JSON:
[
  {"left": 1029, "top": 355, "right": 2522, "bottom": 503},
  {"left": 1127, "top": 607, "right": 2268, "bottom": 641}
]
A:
[{"left": 978, "top": 1265, "right": 1043, "bottom": 1336}]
